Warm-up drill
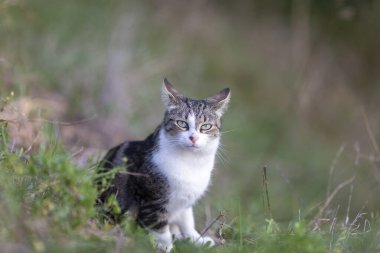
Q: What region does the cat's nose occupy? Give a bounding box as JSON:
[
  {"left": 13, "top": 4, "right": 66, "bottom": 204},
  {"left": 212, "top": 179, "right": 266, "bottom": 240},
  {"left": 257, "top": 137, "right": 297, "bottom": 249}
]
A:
[{"left": 189, "top": 135, "right": 199, "bottom": 144}]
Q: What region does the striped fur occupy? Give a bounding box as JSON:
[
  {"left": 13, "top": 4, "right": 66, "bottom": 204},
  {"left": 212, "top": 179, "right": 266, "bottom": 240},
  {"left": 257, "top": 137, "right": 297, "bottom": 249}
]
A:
[{"left": 97, "top": 79, "right": 230, "bottom": 252}]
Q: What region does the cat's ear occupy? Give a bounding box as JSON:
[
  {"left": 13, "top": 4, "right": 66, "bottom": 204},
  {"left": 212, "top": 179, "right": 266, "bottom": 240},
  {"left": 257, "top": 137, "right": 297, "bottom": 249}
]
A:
[
  {"left": 207, "top": 88, "right": 231, "bottom": 117},
  {"left": 162, "top": 78, "right": 182, "bottom": 109}
]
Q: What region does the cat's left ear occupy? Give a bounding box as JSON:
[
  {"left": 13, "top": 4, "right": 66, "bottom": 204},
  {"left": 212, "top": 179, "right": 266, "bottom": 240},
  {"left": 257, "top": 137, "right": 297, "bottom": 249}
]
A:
[
  {"left": 162, "top": 78, "right": 182, "bottom": 109},
  {"left": 207, "top": 88, "right": 231, "bottom": 117}
]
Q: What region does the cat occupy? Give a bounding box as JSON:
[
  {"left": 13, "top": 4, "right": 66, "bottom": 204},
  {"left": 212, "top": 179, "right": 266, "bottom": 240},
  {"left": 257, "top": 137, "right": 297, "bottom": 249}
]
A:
[{"left": 97, "top": 78, "right": 230, "bottom": 252}]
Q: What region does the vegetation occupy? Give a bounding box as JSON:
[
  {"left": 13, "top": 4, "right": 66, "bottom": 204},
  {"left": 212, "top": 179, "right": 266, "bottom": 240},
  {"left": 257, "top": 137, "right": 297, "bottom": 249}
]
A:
[
  {"left": 1, "top": 98, "right": 379, "bottom": 252},
  {"left": 1, "top": 0, "right": 380, "bottom": 252}
]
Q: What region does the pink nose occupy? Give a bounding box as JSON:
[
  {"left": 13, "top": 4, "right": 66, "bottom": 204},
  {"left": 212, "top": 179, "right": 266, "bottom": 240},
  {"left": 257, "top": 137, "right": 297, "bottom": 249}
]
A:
[{"left": 189, "top": 135, "right": 199, "bottom": 144}]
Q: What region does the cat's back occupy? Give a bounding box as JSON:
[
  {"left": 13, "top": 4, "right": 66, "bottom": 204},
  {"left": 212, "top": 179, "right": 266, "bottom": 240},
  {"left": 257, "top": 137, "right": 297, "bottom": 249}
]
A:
[
  {"left": 101, "top": 130, "right": 158, "bottom": 171},
  {"left": 101, "top": 141, "right": 144, "bottom": 170}
]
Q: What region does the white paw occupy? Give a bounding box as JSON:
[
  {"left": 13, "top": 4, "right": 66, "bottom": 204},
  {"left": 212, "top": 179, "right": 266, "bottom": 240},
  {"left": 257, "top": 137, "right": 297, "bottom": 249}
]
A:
[
  {"left": 195, "top": 235, "right": 215, "bottom": 247},
  {"left": 152, "top": 229, "right": 173, "bottom": 253},
  {"left": 172, "top": 233, "right": 185, "bottom": 240},
  {"left": 156, "top": 242, "right": 173, "bottom": 253},
  {"left": 187, "top": 231, "right": 215, "bottom": 247}
]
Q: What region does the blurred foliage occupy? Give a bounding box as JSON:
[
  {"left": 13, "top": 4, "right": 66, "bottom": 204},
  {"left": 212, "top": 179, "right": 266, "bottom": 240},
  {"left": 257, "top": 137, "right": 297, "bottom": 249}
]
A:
[
  {"left": 0, "top": 118, "right": 152, "bottom": 252},
  {"left": 1, "top": 0, "right": 380, "bottom": 252}
]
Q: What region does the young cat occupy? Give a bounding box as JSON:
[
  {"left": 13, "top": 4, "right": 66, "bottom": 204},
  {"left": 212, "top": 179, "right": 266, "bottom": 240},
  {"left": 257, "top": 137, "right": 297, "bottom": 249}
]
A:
[{"left": 97, "top": 78, "right": 230, "bottom": 252}]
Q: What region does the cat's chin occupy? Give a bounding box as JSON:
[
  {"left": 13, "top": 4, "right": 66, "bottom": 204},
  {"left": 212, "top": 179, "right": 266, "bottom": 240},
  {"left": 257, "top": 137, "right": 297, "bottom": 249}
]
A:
[
  {"left": 188, "top": 145, "right": 202, "bottom": 151},
  {"left": 184, "top": 145, "right": 201, "bottom": 151},
  {"left": 178, "top": 144, "right": 205, "bottom": 152}
]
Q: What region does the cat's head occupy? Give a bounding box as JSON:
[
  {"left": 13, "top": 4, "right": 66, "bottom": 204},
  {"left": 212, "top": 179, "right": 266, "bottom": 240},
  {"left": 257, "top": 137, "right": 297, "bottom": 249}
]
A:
[{"left": 160, "top": 78, "right": 230, "bottom": 153}]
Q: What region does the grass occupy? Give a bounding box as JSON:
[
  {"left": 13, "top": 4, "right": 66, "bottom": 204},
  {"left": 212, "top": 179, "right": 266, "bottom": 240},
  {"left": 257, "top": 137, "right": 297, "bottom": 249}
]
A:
[
  {"left": 1, "top": 1, "right": 380, "bottom": 251},
  {"left": 0, "top": 108, "right": 379, "bottom": 252}
]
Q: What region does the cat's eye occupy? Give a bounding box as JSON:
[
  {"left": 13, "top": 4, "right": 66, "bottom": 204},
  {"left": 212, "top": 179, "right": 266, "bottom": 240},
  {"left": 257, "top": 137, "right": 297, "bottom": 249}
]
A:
[
  {"left": 201, "top": 124, "right": 213, "bottom": 131},
  {"left": 176, "top": 120, "right": 188, "bottom": 129}
]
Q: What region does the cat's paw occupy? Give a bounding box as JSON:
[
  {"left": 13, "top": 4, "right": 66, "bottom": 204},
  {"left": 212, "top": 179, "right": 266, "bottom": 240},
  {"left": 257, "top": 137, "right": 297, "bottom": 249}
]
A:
[
  {"left": 188, "top": 232, "right": 215, "bottom": 247},
  {"left": 195, "top": 236, "right": 215, "bottom": 247},
  {"left": 152, "top": 229, "right": 174, "bottom": 253},
  {"left": 181, "top": 231, "right": 215, "bottom": 247},
  {"left": 156, "top": 242, "right": 173, "bottom": 253}
]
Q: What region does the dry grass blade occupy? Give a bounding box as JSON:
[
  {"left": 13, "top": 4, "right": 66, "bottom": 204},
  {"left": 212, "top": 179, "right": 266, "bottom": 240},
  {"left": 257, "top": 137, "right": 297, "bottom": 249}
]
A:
[
  {"left": 345, "top": 184, "right": 354, "bottom": 226},
  {"left": 310, "top": 176, "right": 355, "bottom": 227},
  {"left": 326, "top": 145, "right": 345, "bottom": 199},
  {"left": 28, "top": 113, "right": 98, "bottom": 126},
  {"left": 216, "top": 213, "right": 226, "bottom": 245},
  {"left": 199, "top": 211, "right": 225, "bottom": 240},
  {"left": 262, "top": 166, "right": 272, "bottom": 219}
]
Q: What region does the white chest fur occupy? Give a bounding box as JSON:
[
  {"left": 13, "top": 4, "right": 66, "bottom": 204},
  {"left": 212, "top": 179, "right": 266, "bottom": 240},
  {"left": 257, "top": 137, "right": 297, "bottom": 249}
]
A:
[{"left": 152, "top": 131, "right": 219, "bottom": 220}]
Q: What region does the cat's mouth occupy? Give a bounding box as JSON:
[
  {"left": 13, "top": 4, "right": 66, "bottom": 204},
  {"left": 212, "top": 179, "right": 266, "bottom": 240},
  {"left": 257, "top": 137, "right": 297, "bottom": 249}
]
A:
[{"left": 186, "top": 144, "right": 201, "bottom": 150}]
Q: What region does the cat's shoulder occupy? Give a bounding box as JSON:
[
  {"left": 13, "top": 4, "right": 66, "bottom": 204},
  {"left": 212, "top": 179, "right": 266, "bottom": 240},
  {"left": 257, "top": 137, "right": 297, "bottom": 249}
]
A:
[{"left": 101, "top": 127, "right": 160, "bottom": 169}]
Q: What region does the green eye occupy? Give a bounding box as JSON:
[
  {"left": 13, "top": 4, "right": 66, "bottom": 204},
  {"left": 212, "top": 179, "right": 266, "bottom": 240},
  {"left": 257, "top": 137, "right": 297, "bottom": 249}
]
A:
[
  {"left": 201, "top": 124, "right": 212, "bottom": 131},
  {"left": 176, "top": 120, "right": 188, "bottom": 129}
]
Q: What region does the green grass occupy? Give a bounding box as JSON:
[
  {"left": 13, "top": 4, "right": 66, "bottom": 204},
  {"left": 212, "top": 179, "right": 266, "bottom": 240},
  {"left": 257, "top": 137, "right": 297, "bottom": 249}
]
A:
[
  {"left": 0, "top": 118, "right": 379, "bottom": 252},
  {"left": 1, "top": 1, "right": 380, "bottom": 252}
]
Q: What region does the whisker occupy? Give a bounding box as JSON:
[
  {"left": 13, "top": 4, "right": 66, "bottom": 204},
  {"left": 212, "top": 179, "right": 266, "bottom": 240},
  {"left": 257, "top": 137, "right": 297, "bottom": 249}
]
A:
[
  {"left": 218, "top": 150, "right": 229, "bottom": 162},
  {"left": 216, "top": 151, "right": 229, "bottom": 164},
  {"left": 216, "top": 144, "right": 230, "bottom": 164},
  {"left": 218, "top": 143, "right": 228, "bottom": 147},
  {"left": 220, "top": 128, "right": 240, "bottom": 135}
]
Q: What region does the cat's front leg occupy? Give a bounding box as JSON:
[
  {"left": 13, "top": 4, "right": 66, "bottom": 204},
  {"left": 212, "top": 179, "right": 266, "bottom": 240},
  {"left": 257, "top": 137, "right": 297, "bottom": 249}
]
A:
[
  {"left": 150, "top": 226, "right": 173, "bottom": 253},
  {"left": 169, "top": 223, "right": 182, "bottom": 240},
  {"left": 137, "top": 203, "right": 173, "bottom": 252},
  {"left": 174, "top": 207, "right": 215, "bottom": 247}
]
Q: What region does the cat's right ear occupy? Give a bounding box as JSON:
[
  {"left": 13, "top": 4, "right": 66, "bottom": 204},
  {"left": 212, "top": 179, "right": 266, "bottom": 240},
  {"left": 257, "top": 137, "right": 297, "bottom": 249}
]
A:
[
  {"left": 207, "top": 88, "right": 231, "bottom": 117},
  {"left": 162, "top": 78, "right": 182, "bottom": 109}
]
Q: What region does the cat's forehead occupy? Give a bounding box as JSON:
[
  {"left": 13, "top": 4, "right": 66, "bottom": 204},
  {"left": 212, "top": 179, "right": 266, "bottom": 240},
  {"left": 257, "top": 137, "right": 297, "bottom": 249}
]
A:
[{"left": 169, "top": 98, "right": 217, "bottom": 119}]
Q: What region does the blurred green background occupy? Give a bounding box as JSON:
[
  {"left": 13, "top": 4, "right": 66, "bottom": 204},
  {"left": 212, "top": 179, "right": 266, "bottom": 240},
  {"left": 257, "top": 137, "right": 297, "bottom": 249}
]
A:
[{"left": 1, "top": 0, "right": 380, "bottom": 226}]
